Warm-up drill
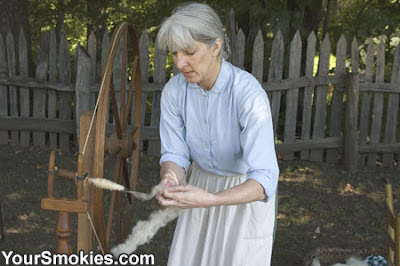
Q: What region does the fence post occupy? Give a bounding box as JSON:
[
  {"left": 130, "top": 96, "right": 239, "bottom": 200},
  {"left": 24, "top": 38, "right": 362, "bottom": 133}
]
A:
[
  {"left": 344, "top": 72, "right": 359, "bottom": 172},
  {"left": 75, "top": 46, "right": 91, "bottom": 139},
  {"left": 0, "top": 34, "right": 8, "bottom": 145}
]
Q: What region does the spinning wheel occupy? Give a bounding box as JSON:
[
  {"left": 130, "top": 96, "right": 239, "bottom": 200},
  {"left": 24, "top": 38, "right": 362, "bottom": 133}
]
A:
[{"left": 41, "top": 22, "right": 142, "bottom": 253}]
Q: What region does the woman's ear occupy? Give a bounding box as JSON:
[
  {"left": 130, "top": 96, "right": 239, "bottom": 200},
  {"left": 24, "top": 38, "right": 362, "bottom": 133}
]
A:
[{"left": 212, "top": 38, "right": 223, "bottom": 57}]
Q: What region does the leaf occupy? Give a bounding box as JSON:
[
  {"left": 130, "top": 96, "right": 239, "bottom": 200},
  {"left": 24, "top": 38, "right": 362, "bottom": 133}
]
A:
[{"left": 344, "top": 183, "right": 354, "bottom": 193}]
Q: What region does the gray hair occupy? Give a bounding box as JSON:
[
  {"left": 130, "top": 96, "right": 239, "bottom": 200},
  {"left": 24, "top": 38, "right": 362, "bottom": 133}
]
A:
[{"left": 156, "top": 2, "right": 230, "bottom": 59}]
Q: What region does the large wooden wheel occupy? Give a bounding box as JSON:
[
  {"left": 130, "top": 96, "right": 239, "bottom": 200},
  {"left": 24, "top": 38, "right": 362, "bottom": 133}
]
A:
[
  {"left": 41, "top": 22, "right": 143, "bottom": 254},
  {"left": 90, "top": 22, "right": 142, "bottom": 252}
]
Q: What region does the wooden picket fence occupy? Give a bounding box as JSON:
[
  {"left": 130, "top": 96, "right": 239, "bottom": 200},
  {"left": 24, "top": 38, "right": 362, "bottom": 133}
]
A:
[{"left": 0, "top": 25, "right": 399, "bottom": 170}]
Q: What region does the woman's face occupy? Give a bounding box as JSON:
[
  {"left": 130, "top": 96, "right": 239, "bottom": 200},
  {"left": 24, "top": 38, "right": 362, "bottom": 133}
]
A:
[{"left": 172, "top": 39, "right": 222, "bottom": 90}]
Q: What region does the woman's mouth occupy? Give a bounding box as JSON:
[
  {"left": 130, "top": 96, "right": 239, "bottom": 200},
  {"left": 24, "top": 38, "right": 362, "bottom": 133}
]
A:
[{"left": 183, "top": 71, "right": 194, "bottom": 78}]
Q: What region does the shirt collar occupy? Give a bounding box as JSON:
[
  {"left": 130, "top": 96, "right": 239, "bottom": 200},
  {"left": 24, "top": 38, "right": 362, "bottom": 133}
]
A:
[{"left": 188, "top": 58, "right": 230, "bottom": 94}]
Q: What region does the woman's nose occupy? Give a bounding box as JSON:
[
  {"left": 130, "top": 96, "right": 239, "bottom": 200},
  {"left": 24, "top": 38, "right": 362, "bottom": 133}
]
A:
[{"left": 174, "top": 53, "right": 187, "bottom": 69}]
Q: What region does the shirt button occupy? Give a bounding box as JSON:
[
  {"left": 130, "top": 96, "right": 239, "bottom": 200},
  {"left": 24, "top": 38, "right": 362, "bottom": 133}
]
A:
[
  {"left": 203, "top": 119, "right": 207, "bottom": 124},
  {"left": 204, "top": 144, "right": 208, "bottom": 148}
]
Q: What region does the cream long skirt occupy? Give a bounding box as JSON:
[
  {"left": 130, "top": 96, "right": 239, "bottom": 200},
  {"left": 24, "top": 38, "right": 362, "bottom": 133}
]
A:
[{"left": 167, "top": 163, "right": 277, "bottom": 266}]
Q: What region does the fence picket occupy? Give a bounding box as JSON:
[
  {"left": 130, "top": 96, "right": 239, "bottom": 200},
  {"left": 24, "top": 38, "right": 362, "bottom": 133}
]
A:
[
  {"left": 19, "top": 29, "right": 30, "bottom": 147},
  {"left": 268, "top": 30, "right": 284, "bottom": 136},
  {"left": 33, "top": 31, "right": 49, "bottom": 147},
  {"left": 139, "top": 30, "right": 149, "bottom": 151},
  {"left": 147, "top": 43, "right": 166, "bottom": 156},
  {"left": 58, "top": 30, "right": 72, "bottom": 150},
  {"left": 300, "top": 31, "right": 316, "bottom": 160},
  {"left": 310, "top": 34, "right": 331, "bottom": 162},
  {"left": 6, "top": 32, "right": 19, "bottom": 144},
  {"left": 383, "top": 44, "right": 400, "bottom": 167},
  {"left": 351, "top": 37, "right": 360, "bottom": 73},
  {"left": 75, "top": 46, "right": 91, "bottom": 138},
  {"left": 226, "top": 8, "right": 236, "bottom": 65},
  {"left": 284, "top": 31, "right": 301, "bottom": 160},
  {"left": 88, "top": 32, "right": 96, "bottom": 85},
  {"left": 368, "top": 39, "right": 385, "bottom": 167},
  {"left": 359, "top": 39, "right": 374, "bottom": 166},
  {"left": 234, "top": 29, "right": 245, "bottom": 69},
  {"left": 99, "top": 30, "right": 110, "bottom": 109},
  {"left": 252, "top": 30, "right": 264, "bottom": 83},
  {"left": 48, "top": 29, "right": 57, "bottom": 149},
  {"left": 327, "top": 34, "right": 346, "bottom": 163},
  {"left": 0, "top": 34, "right": 7, "bottom": 145}
]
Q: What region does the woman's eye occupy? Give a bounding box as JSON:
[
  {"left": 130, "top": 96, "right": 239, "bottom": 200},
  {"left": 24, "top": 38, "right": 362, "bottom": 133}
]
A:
[{"left": 186, "top": 51, "right": 195, "bottom": 55}]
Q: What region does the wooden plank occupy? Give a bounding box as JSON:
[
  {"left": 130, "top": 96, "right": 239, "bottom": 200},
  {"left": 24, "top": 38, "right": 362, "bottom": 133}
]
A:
[
  {"left": 33, "top": 31, "right": 49, "bottom": 147},
  {"left": 252, "top": 30, "right": 264, "bottom": 83},
  {"left": 327, "top": 34, "right": 346, "bottom": 163},
  {"left": 359, "top": 83, "right": 400, "bottom": 93},
  {"left": 41, "top": 198, "right": 88, "bottom": 213},
  {"left": 48, "top": 29, "right": 58, "bottom": 149},
  {"left": 88, "top": 31, "right": 97, "bottom": 85},
  {"left": 310, "top": 33, "right": 331, "bottom": 162},
  {"left": 283, "top": 31, "right": 301, "bottom": 160},
  {"left": 359, "top": 39, "right": 374, "bottom": 166},
  {"left": 0, "top": 116, "right": 158, "bottom": 141},
  {"left": 75, "top": 46, "right": 91, "bottom": 138},
  {"left": 0, "top": 116, "right": 75, "bottom": 134},
  {"left": 368, "top": 39, "right": 385, "bottom": 167},
  {"left": 147, "top": 42, "right": 166, "bottom": 156},
  {"left": 139, "top": 30, "right": 149, "bottom": 150},
  {"left": 19, "top": 29, "right": 30, "bottom": 147},
  {"left": 360, "top": 143, "right": 400, "bottom": 153},
  {"left": 301, "top": 31, "right": 317, "bottom": 160},
  {"left": 0, "top": 76, "right": 74, "bottom": 91},
  {"left": 351, "top": 37, "right": 360, "bottom": 73},
  {"left": 276, "top": 136, "right": 343, "bottom": 154},
  {"left": 78, "top": 111, "right": 95, "bottom": 251},
  {"left": 226, "top": 8, "right": 236, "bottom": 64},
  {"left": 58, "top": 30, "right": 72, "bottom": 150},
  {"left": 344, "top": 73, "right": 359, "bottom": 172},
  {"left": 234, "top": 29, "right": 245, "bottom": 69},
  {"left": 261, "top": 75, "right": 344, "bottom": 92},
  {"left": 0, "top": 34, "right": 8, "bottom": 145},
  {"left": 6, "top": 32, "right": 19, "bottom": 144},
  {"left": 97, "top": 30, "right": 109, "bottom": 110},
  {"left": 382, "top": 44, "right": 400, "bottom": 167},
  {"left": 268, "top": 30, "right": 284, "bottom": 136},
  {"left": 4, "top": 74, "right": 380, "bottom": 94}
]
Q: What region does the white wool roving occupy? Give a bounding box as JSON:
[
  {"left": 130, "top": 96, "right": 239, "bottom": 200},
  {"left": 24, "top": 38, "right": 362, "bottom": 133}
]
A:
[
  {"left": 310, "top": 258, "right": 321, "bottom": 266},
  {"left": 111, "top": 207, "right": 181, "bottom": 256},
  {"left": 88, "top": 178, "right": 125, "bottom": 191},
  {"left": 126, "top": 183, "right": 164, "bottom": 201},
  {"left": 332, "top": 257, "right": 368, "bottom": 266},
  {"left": 88, "top": 178, "right": 165, "bottom": 201}
]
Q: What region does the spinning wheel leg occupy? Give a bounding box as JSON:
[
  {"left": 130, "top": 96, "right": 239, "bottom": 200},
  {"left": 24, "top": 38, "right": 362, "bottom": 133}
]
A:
[{"left": 56, "top": 212, "right": 72, "bottom": 254}]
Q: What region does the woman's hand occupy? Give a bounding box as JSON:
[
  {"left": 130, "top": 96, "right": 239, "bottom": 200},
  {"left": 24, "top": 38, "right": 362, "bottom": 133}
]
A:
[{"left": 156, "top": 184, "right": 217, "bottom": 209}]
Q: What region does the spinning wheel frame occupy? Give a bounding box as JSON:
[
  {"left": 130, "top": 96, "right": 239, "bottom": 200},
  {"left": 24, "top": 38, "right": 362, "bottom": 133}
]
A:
[
  {"left": 91, "top": 21, "right": 142, "bottom": 253},
  {"left": 41, "top": 22, "right": 143, "bottom": 254}
]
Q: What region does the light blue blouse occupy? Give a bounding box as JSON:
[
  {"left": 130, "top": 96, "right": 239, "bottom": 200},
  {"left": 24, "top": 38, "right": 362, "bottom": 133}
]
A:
[{"left": 159, "top": 59, "right": 279, "bottom": 200}]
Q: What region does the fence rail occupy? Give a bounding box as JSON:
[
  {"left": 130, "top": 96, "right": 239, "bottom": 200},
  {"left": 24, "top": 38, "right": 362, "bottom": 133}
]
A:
[{"left": 0, "top": 24, "right": 400, "bottom": 170}]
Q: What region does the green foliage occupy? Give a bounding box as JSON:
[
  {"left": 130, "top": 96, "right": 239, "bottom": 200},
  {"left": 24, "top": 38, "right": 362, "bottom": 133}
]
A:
[{"left": 26, "top": 0, "right": 400, "bottom": 79}]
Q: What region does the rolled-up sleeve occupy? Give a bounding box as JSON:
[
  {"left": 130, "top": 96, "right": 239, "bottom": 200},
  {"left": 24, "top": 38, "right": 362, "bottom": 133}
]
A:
[
  {"left": 159, "top": 82, "right": 191, "bottom": 172},
  {"left": 239, "top": 85, "right": 279, "bottom": 201}
]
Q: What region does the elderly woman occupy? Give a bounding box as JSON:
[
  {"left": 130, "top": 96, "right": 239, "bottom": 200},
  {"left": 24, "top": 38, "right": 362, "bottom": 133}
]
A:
[{"left": 155, "top": 2, "right": 279, "bottom": 266}]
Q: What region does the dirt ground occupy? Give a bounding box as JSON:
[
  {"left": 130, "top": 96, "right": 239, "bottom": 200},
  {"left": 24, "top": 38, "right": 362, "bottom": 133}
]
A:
[{"left": 0, "top": 144, "right": 399, "bottom": 265}]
